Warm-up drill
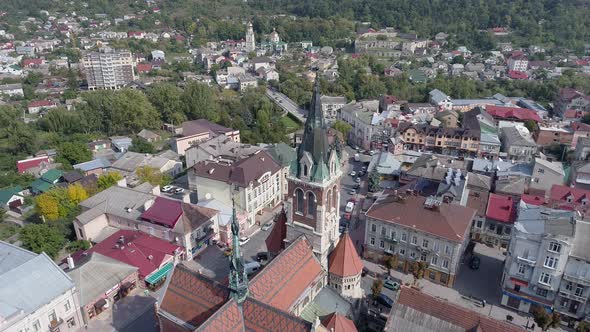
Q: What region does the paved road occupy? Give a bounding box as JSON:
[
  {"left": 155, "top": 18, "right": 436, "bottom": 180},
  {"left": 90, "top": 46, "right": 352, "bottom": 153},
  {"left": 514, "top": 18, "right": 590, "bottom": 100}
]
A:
[{"left": 265, "top": 88, "right": 306, "bottom": 122}]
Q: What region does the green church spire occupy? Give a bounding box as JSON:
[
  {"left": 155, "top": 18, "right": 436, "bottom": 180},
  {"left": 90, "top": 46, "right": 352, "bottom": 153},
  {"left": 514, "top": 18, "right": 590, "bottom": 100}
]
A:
[{"left": 229, "top": 199, "right": 249, "bottom": 304}]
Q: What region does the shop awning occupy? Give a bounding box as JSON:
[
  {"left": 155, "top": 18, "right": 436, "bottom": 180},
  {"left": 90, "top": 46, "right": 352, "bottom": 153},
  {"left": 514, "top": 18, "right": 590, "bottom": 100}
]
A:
[
  {"left": 510, "top": 278, "right": 529, "bottom": 287},
  {"left": 145, "top": 262, "right": 173, "bottom": 284}
]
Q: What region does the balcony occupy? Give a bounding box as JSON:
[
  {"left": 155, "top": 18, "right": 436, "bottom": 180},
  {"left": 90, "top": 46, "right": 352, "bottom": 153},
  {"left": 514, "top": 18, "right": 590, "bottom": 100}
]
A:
[
  {"left": 383, "top": 236, "right": 398, "bottom": 244},
  {"left": 49, "top": 318, "right": 64, "bottom": 332},
  {"left": 564, "top": 274, "right": 590, "bottom": 287},
  {"left": 559, "top": 291, "right": 588, "bottom": 304},
  {"left": 517, "top": 256, "right": 537, "bottom": 267}
]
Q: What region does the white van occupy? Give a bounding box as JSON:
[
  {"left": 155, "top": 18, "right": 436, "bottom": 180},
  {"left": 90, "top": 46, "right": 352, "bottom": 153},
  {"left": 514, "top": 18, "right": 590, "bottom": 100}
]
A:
[
  {"left": 244, "top": 261, "right": 261, "bottom": 275},
  {"left": 345, "top": 201, "right": 355, "bottom": 213}
]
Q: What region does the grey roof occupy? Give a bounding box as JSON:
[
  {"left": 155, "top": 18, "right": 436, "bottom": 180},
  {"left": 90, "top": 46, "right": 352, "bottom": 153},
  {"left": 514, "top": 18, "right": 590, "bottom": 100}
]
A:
[
  {"left": 368, "top": 151, "right": 402, "bottom": 175},
  {"left": 77, "top": 185, "right": 153, "bottom": 225},
  {"left": 502, "top": 126, "right": 537, "bottom": 148},
  {"left": 466, "top": 172, "right": 492, "bottom": 191},
  {"left": 111, "top": 152, "right": 175, "bottom": 173},
  {"left": 74, "top": 158, "right": 111, "bottom": 172},
  {"left": 429, "top": 89, "right": 449, "bottom": 104},
  {"left": 535, "top": 158, "right": 565, "bottom": 176},
  {"left": 320, "top": 95, "right": 347, "bottom": 104},
  {"left": 192, "top": 135, "right": 262, "bottom": 161},
  {"left": 0, "top": 242, "right": 74, "bottom": 326},
  {"left": 157, "top": 149, "right": 179, "bottom": 160},
  {"left": 515, "top": 203, "right": 575, "bottom": 237},
  {"left": 571, "top": 220, "right": 590, "bottom": 260},
  {"left": 137, "top": 129, "right": 160, "bottom": 140},
  {"left": 67, "top": 253, "right": 137, "bottom": 306}
]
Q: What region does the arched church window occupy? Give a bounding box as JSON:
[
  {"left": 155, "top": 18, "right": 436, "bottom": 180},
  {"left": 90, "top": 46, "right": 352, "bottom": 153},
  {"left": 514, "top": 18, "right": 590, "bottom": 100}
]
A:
[
  {"left": 295, "top": 189, "right": 304, "bottom": 214},
  {"left": 307, "top": 192, "right": 316, "bottom": 217}
]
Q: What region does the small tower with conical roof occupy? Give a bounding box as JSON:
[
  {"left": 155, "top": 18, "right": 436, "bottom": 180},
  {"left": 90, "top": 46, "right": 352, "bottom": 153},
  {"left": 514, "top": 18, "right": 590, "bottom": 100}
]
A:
[
  {"left": 245, "top": 21, "right": 255, "bottom": 52},
  {"left": 328, "top": 230, "right": 363, "bottom": 299},
  {"left": 228, "top": 200, "right": 249, "bottom": 304},
  {"left": 285, "top": 77, "right": 343, "bottom": 269}
]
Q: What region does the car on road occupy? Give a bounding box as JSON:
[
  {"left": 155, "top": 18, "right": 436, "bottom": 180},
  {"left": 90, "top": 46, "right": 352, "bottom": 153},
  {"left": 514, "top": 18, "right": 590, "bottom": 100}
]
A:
[
  {"left": 350, "top": 171, "right": 356, "bottom": 177},
  {"left": 345, "top": 201, "right": 355, "bottom": 213},
  {"left": 239, "top": 236, "right": 250, "bottom": 245},
  {"left": 383, "top": 280, "right": 400, "bottom": 291},
  {"left": 361, "top": 166, "right": 367, "bottom": 172},
  {"left": 369, "top": 150, "right": 375, "bottom": 156},
  {"left": 261, "top": 222, "right": 273, "bottom": 231},
  {"left": 377, "top": 293, "right": 394, "bottom": 308},
  {"left": 244, "top": 261, "right": 261, "bottom": 275},
  {"left": 354, "top": 183, "right": 360, "bottom": 189},
  {"left": 355, "top": 177, "right": 361, "bottom": 183},
  {"left": 349, "top": 189, "right": 357, "bottom": 195},
  {"left": 343, "top": 212, "right": 352, "bottom": 220},
  {"left": 174, "top": 188, "right": 185, "bottom": 194},
  {"left": 469, "top": 256, "right": 481, "bottom": 270},
  {"left": 161, "top": 185, "right": 173, "bottom": 192},
  {"left": 256, "top": 252, "right": 269, "bottom": 262},
  {"left": 358, "top": 171, "right": 365, "bottom": 177}
]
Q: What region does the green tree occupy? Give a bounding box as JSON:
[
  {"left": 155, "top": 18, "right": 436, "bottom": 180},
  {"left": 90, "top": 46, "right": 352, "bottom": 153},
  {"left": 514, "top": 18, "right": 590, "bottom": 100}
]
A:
[
  {"left": 136, "top": 166, "right": 170, "bottom": 186},
  {"left": 0, "top": 208, "right": 6, "bottom": 223},
  {"left": 333, "top": 120, "right": 352, "bottom": 139},
  {"left": 129, "top": 137, "right": 156, "bottom": 154},
  {"left": 182, "top": 82, "right": 220, "bottom": 122},
  {"left": 409, "top": 261, "right": 429, "bottom": 283},
  {"left": 577, "top": 321, "right": 590, "bottom": 332},
  {"left": 66, "top": 239, "right": 91, "bottom": 253},
  {"left": 97, "top": 172, "right": 123, "bottom": 191},
  {"left": 20, "top": 223, "right": 66, "bottom": 259},
  {"left": 524, "top": 120, "right": 537, "bottom": 133},
  {"left": 146, "top": 83, "right": 186, "bottom": 125},
  {"left": 383, "top": 255, "right": 398, "bottom": 275},
  {"left": 58, "top": 141, "right": 92, "bottom": 166},
  {"left": 368, "top": 169, "right": 381, "bottom": 192},
  {"left": 35, "top": 193, "right": 60, "bottom": 221},
  {"left": 6, "top": 123, "right": 38, "bottom": 155},
  {"left": 371, "top": 278, "right": 383, "bottom": 299},
  {"left": 532, "top": 305, "right": 561, "bottom": 331}
]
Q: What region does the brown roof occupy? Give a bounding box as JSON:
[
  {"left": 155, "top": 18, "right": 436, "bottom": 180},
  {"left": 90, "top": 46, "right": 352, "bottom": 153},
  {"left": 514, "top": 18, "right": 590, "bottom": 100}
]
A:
[
  {"left": 265, "top": 208, "right": 287, "bottom": 255},
  {"left": 181, "top": 119, "right": 234, "bottom": 137},
  {"left": 193, "top": 151, "right": 281, "bottom": 187},
  {"left": 181, "top": 203, "right": 218, "bottom": 232},
  {"left": 328, "top": 232, "right": 363, "bottom": 277},
  {"left": 466, "top": 191, "right": 490, "bottom": 217},
  {"left": 159, "top": 265, "right": 230, "bottom": 328},
  {"left": 322, "top": 313, "right": 358, "bottom": 332},
  {"left": 388, "top": 287, "right": 525, "bottom": 332},
  {"left": 250, "top": 236, "right": 324, "bottom": 311},
  {"left": 366, "top": 194, "right": 475, "bottom": 242}
]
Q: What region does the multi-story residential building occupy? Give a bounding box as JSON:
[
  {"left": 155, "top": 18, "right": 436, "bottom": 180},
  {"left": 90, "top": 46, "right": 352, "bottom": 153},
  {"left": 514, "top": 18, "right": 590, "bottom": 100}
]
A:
[
  {"left": 0, "top": 83, "right": 24, "bottom": 97},
  {"left": 82, "top": 49, "right": 135, "bottom": 90},
  {"left": 320, "top": 95, "right": 347, "bottom": 124},
  {"left": 507, "top": 55, "right": 529, "bottom": 72},
  {"left": 185, "top": 134, "right": 262, "bottom": 169},
  {"left": 397, "top": 123, "right": 480, "bottom": 157},
  {"left": 0, "top": 241, "right": 82, "bottom": 332},
  {"left": 339, "top": 100, "right": 389, "bottom": 150},
  {"left": 501, "top": 126, "right": 538, "bottom": 162},
  {"left": 191, "top": 150, "right": 282, "bottom": 229},
  {"left": 478, "top": 193, "right": 516, "bottom": 250},
  {"left": 501, "top": 203, "right": 588, "bottom": 324},
  {"left": 555, "top": 88, "right": 590, "bottom": 117},
  {"left": 173, "top": 119, "right": 240, "bottom": 156},
  {"left": 364, "top": 193, "right": 476, "bottom": 287},
  {"left": 529, "top": 158, "right": 566, "bottom": 196},
  {"left": 354, "top": 28, "right": 427, "bottom": 58},
  {"left": 535, "top": 125, "right": 574, "bottom": 147}
]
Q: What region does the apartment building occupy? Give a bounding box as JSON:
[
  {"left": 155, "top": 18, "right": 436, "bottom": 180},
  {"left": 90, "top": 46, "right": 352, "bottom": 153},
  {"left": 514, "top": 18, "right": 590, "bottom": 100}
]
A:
[
  {"left": 82, "top": 49, "right": 135, "bottom": 90},
  {"left": 397, "top": 123, "right": 480, "bottom": 157},
  {"left": 501, "top": 203, "right": 590, "bottom": 325},
  {"left": 364, "top": 193, "right": 476, "bottom": 287},
  {"left": 320, "top": 95, "right": 347, "bottom": 124}
]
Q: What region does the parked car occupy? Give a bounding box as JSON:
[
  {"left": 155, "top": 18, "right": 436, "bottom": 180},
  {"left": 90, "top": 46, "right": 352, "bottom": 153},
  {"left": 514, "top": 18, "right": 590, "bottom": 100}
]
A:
[
  {"left": 239, "top": 236, "right": 250, "bottom": 245},
  {"left": 377, "top": 293, "right": 394, "bottom": 308},
  {"left": 369, "top": 150, "right": 375, "bottom": 156},
  {"left": 355, "top": 177, "right": 361, "bottom": 183},
  {"left": 350, "top": 171, "right": 356, "bottom": 177},
  {"left": 256, "top": 252, "right": 269, "bottom": 262},
  {"left": 244, "top": 261, "right": 261, "bottom": 275},
  {"left": 384, "top": 280, "right": 400, "bottom": 291},
  {"left": 469, "top": 256, "right": 481, "bottom": 270},
  {"left": 261, "top": 222, "right": 273, "bottom": 231},
  {"left": 358, "top": 171, "right": 365, "bottom": 177},
  {"left": 174, "top": 187, "right": 185, "bottom": 194},
  {"left": 362, "top": 166, "right": 367, "bottom": 172},
  {"left": 349, "top": 189, "right": 357, "bottom": 195},
  {"left": 161, "top": 185, "right": 173, "bottom": 192},
  {"left": 345, "top": 201, "right": 355, "bottom": 213}
]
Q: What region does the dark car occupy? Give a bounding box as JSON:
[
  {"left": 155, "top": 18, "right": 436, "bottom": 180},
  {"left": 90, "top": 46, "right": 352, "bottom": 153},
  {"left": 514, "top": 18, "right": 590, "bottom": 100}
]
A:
[
  {"left": 256, "top": 252, "right": 269, "bottom": 262},
  {"left": 469, "top": 256, "right": 481, "bottom": 270},
  {"left": 377, "top": 293, "right": 394, "bottom": 308}
]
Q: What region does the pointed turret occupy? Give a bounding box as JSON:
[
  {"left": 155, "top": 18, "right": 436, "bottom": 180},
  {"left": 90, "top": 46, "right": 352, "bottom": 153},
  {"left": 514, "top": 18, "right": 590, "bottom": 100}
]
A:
[
  {"left": 229, "top": 199, "right": 249, "bottom": 304},
  {"left": 328, "top": 230, "right": 363, "bottom": 299}
]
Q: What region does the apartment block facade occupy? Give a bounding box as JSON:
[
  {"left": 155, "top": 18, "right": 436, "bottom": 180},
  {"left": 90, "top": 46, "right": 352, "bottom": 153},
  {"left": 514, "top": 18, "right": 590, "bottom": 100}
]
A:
[{"left": 82, "top": 50, "right": 135, "bottom": 90}]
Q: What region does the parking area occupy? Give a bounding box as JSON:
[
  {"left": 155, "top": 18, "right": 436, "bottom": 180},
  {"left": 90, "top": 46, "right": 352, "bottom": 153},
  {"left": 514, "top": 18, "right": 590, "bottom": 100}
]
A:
[{"left": 85, "top": 289, "right": 157, "bottom": 332}]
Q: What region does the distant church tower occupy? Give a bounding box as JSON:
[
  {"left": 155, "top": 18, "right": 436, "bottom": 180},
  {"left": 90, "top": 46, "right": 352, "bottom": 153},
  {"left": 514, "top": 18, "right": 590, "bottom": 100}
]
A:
[
  {"left": 245, "top": 21, "right": 255, "bottom": 52},
  {"left": 285, "top": 77, "right": 342, "bottom": 269}
]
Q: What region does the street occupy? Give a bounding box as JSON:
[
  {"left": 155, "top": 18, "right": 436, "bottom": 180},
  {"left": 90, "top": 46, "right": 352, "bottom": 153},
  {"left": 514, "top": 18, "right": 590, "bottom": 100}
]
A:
[{"left": 265, "top": 88, "right": 307, "bottom": 122}]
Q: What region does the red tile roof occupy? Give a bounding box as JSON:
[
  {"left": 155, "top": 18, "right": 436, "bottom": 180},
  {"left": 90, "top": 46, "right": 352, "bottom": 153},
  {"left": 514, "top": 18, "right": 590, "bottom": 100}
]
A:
[
  {"left": 241, "top": 298, "right": 311, "bottom": 332},
  {"left": 140, "top": 197, "right": 183, "bottom": 228},
  {"left": 136, "top": 63, "right": 152, "bottom": 73},
  {"left": 391, "top": 287, "right": 525, "bottom": 332},
  {"left": 328, "top": 231, "right": 363, "bottom": 278},
  {"left": 507, "top": 70, "right": 529, "bottom": 80},
  {"left": 549, "top": 184, "right": 590, "bottom": 212},
  {"left": 322, "top": 313, "right": 358, "bottom": 332},
  {"left": 160, "top": 265, "right": 230, "bottom": 328},
  {"left": 520, "top": 194, "right": 545, "bottom": 206},
  {"left": 16, "top": 156, "right": 49, "bottom": 173},
  {"left": 571, "top": 122, "right": 590, "bottom": 132},
  {"left": 486, "top": 194, "right": 515, "bottom": 224},
  {"left": 366, "top": 194, "right": 475, "bottom": 243},
  {"left": 250, "top": 236, "right": 324, "bottom": 312},
  {"left": 265, "top": 208, "right": 287, "bottom": 255},
  {"left": 485, "top": 105, "right": 540, "bottom": 122},
  {"left": 79, "top": 230, "right": 182, "bottom": 278},
  {"left": 22, "top": 58, "right": 43, "bottom": 67},
  {"left": 28, "top": 100, "right": 57, "bottom": 108},
  {"left": 564, "top": 109, "right": 585, "bottom": 119}
]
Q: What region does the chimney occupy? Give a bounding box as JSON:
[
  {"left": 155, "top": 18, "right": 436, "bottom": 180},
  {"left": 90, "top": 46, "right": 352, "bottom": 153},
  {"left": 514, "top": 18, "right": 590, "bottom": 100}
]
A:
[
  {"left": 144, "top": 198, "right": 155, "bottom": 211},
  {"left": 67, "top": 255, "right": 75, "bottom": 270}
]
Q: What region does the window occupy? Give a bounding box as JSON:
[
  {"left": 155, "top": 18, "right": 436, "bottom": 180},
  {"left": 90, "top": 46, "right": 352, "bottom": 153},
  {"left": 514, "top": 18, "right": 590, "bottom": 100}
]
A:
[
  {"left": 565, "top": 282, "right": 573, "bottom": 291},
  {"left": 399, "top": 248, "right": 406, "bottom": 255},
  {"left": 536, "top": 288, "right": 548, "bottom": 297},
  {"left": 370, "top": 237, "right": 375, "bottom": 246},
  {"left": 65, "top": 299, "right": 71, "bottom": 312},
  {"left": 548, "top": 242, "right": 562, "bottom": 253},
  {"left": 422, "top": 239, "right": 429, "bottom": 248},
  {"left": 295, "top": 189, "right": 304, "bottom": 214},
  {"left": 489, "top": 223, "right": 496, "bottom": 231},
  {"left": 538, "top": 168, "right": 544, "bottom": 174},
  {"left": 411, "top": 236, "right": 417, "bottom": 245},
  {"left": 518, "top": 264, "right": 526, "bottom": 274},
  {"left": 389, "top": 244, "right": 394, "bottom": 251},
  {"left": 401, "top": 233, "right": 407, "bottom": 242},
  {"left": 429, "top": 271, "right": 436, "bottom": 280},
  {"left": 326, "top": 189, "right": 332, "bottom": 210},
  {"left": 433, "top": 242, "right": 439, "bottom": 252},
  {"left": 379, "top": 240, "right": 385, "bottom": 249},
  {"left": 49, "top": 310, "right": 57, "bottom": 323},
  {"left": 303, "top": 164, "right": 308, "bottom": 177},
  {"left": 391, "top": 231, "right": 397, "bottom": 240},
  {"left": 476, "top": 220, "right": 483, "bottom": 228},
  {"left": 445, "top": 245, "right": 451, "bottom": 255},
  {"left": 539, "top": 272, "right": 552, "bottom": 285},
  {"left": 544, "top": 256, "right": 558, "bottom": 269},
  {"left": 420, "top": 253, "right": 427, "bottom": 261},
  {"left": 431, "top": 256, "right": 438, "bottom": 266},
  {"left": 332, "top": 188, "right": 337, "bottom": 210},
  {"left": 33, "top": 320, "right": 41, "bottom": 332},
  {"left": 410, "top": 252, "right": 416, "bottom": 259},
  {"left": 381, "top": 226, "right": 387, "bottom": 236},
  {"left": 442, "top": 259, "right": 449, "bottom": 269},
  {"left": 576, "top": 285, "right": 585, "bottom": 297},
  {"left": 371, "top": 224, "right": 377, "bottom": 233},
  {"left": 307, "top": 192, "right": 316, "bottom": 217}
]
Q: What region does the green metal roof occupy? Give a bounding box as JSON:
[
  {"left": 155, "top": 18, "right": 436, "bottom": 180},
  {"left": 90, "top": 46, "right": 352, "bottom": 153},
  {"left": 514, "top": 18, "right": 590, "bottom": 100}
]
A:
[
  {"left": 145, "top": 262, "right": 174, "bottom": 284},
  {"left": 0, "top": 186, "right": 23, "bottom": 204},
  {"left": 31, "top": 179, "right": 53, "bottom": 193},
  {"left": 300, "top": 301, "right": 330, "bottom": 323},
  {"left": 312, "top": 161, "right": 330, "bottom": 182},
  {"left": 41, "top": 169, "right": 63, "bottom": 183}
]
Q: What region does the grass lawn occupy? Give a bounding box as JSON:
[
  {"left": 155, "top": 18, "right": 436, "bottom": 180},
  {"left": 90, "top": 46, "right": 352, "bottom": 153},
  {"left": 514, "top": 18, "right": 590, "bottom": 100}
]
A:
[
  {"left": 0, "top": 222, "right": 19, "bottom": 242},
  {"left": 281, "top": 115, "right": 302, "bottom": 133}
]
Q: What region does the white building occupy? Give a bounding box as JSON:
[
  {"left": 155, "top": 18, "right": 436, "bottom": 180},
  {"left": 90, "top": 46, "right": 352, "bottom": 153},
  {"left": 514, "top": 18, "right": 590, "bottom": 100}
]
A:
[
  {"left": 508, "top": 56, "right": 529, "bottom": 72},
  {"left": 82, "top": 49, "right": 135, "bottom": 90},
  {"left": 0, "top": 241, "right": 82, "bottom": 332},
  {"left": 0, "top": 83, "right": 24, "bottom": 97},
  {"left": 320, "top": 95, "right": 347, "bottom": 124},
  {"left": 151, "top": 49, "right": 165, "bottom": 61},
  {"left": 245, "top": 21, "right": 255, "bottom": 52}
]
